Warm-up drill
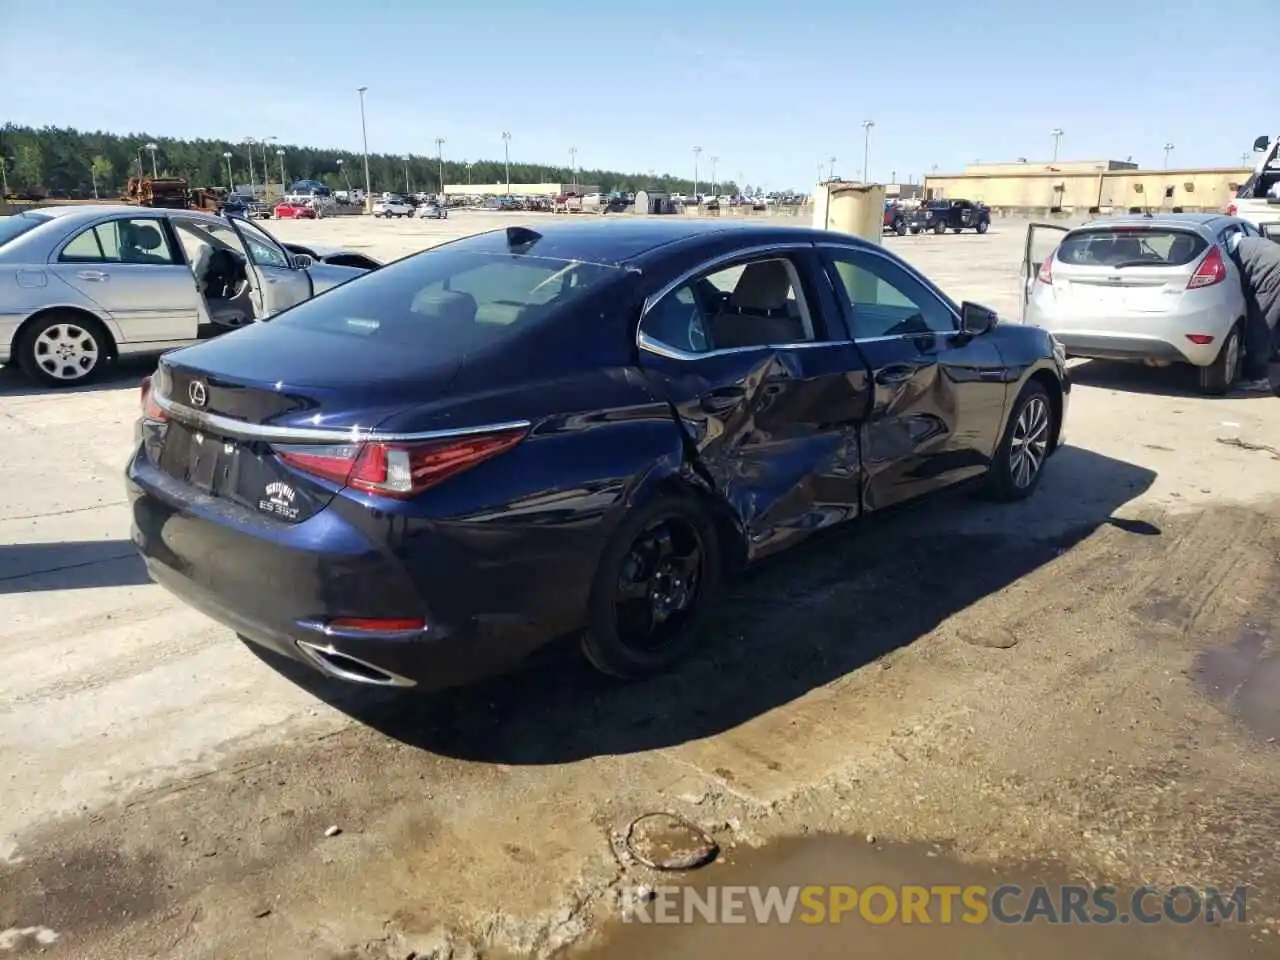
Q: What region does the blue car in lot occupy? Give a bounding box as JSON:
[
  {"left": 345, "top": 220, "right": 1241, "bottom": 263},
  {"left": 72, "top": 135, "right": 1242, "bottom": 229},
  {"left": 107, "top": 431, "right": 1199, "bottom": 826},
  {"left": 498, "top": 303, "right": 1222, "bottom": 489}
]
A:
[{"left": 127, "top": 219, "right": 1069, "bottom": 692}]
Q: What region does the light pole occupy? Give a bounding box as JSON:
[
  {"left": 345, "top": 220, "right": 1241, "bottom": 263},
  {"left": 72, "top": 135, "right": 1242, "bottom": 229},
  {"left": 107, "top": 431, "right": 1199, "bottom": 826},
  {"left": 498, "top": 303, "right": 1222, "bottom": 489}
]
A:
[
  {"left": 261, "top": 136, "right": 276, "bottom": 195},
  {"left": 403, "top": 155, "right": 411, "bottom": 194},
  {"left": 245, "top": 138, "right": 257, "bottom": 198},
  {"left": 817, "top": 161, "right": 824, "bottom": 184},
  {"left": 501, "top": 131, "right": 512, "bottom": 195},
  {"left": 569, "top": 146, "right": 577, "bottom": 191},
  {"left": 222, "top": 151, "right": 233, "bottom": 189},
  {"left": 693, "top": 145, "right": 702, "bottom": 200},
  {"left": 861, "top": 120, "right": 874, "bottom": 182},
  {"left": 465, "top": 161, "right": 473, "bottom": 187},
  {"left": 336, "top": 158, "right": 352, "bottom": 196},
  {"left": 828, "top": 156, "right": 837, "bottom": 180},
  {"left": 276, "top": 149, "right": 286, "bottom": 192},
  {"left": 1163, "top": 143, "right": 1175, "bottom": 168},
  {"left": 357, "top": 86, "right": 372, "bottom": 211},
  {"left": 1050, "top": 127, "right": 1064, "bottom": 162},
  {"left": 434, "top": 137, "right": 446, "bottom": 194},
  {"left": 710, "top": 156, "right": 719, "bottom": 196},
  {"left": 145, "top": 142, "right": 159, "bottom": 178}
]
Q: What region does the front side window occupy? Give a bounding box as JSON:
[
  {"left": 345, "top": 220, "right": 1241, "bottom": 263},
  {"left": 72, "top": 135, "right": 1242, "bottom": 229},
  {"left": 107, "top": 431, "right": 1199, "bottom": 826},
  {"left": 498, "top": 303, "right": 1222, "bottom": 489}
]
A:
[
  {"left": 825, "top": 251, "right": 955, "bottom": 339},
  {"left": 59, "top": 218, "right": 178, "bottom": 265},
  {"left": 639, "top": 256, "right": 816, "bottom": 355}
]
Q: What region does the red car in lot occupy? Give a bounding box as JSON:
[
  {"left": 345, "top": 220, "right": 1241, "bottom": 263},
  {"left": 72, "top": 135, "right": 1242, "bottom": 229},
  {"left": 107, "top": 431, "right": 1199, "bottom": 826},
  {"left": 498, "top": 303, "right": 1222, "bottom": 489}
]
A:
[{"left": 274, "top": 201, "right": 316, "bottom": 220}]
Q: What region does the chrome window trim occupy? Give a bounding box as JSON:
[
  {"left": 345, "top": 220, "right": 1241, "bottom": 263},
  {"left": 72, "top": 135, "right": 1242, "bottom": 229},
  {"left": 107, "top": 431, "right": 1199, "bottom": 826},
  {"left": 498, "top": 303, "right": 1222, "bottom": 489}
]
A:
[
  {"left": 152, "top": 392, "right": 531, "bottom": 444},
  {"left": 815, "top": 241, "right": 962, "bottom": 338},
  {"left": 636, "top": 241, "right": 830, "bottom": 360}
]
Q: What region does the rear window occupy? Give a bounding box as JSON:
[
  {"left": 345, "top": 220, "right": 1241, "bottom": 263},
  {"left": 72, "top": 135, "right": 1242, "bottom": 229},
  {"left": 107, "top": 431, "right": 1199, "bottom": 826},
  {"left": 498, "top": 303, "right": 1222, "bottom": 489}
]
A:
[
  {"left": 271, "top": 246, "right": 624, "bottom": 352},
  {"left": 1056, "top": 228, "right": 1207, "bottom": 267},
  {"left": 0, "top": 212, "right": 52, "bottom": 248}
]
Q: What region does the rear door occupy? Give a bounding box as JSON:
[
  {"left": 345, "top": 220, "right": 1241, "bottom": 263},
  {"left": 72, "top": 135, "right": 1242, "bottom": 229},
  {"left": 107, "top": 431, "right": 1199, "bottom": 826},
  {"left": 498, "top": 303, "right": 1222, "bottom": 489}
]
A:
[
  {"left": 1021, "top": 223, "right": 1069, "bottom": 319},
  {"left": 49, "top": 214, "right": 200, "bottom": 343},
  {"left": 226, "top": 216, "right": 313, "bottom": 316},
  {"left": 819, "top": 243, "right": 1010, "bottom": 511},
  {"left": 635, "top": 245, "right": 869, "bottom": 558}
]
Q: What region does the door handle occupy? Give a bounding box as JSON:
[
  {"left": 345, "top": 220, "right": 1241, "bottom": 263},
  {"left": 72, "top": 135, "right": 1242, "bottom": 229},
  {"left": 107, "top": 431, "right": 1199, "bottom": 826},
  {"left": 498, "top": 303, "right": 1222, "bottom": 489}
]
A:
[
  {"left": 875, "top": 364, "right": 917, "bottom": 386},
  {"left": 76, "top": 270, "right": 108, "bottom": 281}
]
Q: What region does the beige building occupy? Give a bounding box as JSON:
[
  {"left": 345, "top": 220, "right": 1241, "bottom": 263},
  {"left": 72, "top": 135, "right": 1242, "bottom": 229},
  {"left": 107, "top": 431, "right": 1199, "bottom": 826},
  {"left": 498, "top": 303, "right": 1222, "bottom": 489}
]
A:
[
  {"left": 923, "top": 160, "right": 1250, "bottom": 215},
  {"left": 442, "top": 182, "right": 601, "bottom": 198}
]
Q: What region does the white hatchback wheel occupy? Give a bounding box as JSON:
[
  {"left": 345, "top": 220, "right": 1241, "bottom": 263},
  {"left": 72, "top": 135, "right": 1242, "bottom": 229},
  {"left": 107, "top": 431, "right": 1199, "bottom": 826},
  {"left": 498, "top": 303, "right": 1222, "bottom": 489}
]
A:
[{"left": 31, "top": 321, "right": 102, "bottom": 382}]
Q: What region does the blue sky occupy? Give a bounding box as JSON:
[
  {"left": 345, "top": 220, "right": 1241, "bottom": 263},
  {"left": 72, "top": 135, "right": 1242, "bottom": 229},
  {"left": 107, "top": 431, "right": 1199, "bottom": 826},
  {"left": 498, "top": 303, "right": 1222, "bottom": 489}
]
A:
[{"left": 3, "top": 0, "right": 1271, "bottom": 190}]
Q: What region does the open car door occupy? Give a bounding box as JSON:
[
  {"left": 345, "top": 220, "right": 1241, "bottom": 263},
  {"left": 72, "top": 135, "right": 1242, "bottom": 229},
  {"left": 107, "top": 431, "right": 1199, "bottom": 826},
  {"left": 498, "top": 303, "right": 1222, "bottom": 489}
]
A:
[
  {"left": 1021, "top": 223, "right": 1069, "bottom": 320},
  {"left": 225, "top": 216, "right": 314, "bottom": 317}
]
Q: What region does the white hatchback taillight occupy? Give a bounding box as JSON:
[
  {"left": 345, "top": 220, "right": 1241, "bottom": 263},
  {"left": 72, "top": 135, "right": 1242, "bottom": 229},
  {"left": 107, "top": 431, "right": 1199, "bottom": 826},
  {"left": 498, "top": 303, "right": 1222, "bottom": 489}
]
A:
[{"left": 1187, "top": 246, "right": 1227, "bottom": 290}]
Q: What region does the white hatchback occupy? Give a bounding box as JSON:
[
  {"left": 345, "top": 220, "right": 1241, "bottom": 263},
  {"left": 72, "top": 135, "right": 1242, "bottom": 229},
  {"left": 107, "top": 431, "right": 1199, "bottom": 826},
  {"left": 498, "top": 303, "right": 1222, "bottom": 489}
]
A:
[{"left": 1021, "top": 215, "right": 1259, "bottom": 394}]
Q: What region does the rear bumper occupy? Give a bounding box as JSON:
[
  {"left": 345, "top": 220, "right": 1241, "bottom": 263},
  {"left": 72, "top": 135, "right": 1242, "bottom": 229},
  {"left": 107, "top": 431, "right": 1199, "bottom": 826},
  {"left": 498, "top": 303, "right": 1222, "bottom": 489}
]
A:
[
  {"left": 126, "top": 451, "right": 598, "bottom": 691},
  {"left": 1025, "top": 297, "right": 1234, "bottom": 366}
]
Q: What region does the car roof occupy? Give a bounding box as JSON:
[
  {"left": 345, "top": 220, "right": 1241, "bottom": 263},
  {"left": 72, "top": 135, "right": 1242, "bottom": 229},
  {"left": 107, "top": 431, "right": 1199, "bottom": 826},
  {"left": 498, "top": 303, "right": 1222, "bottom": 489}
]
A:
[
  {"left": 1077, "top": 212, "right": 1231, "bottom": 233},
  {"left": 447, "top": 218, "right": 844, "bottom": 266}
]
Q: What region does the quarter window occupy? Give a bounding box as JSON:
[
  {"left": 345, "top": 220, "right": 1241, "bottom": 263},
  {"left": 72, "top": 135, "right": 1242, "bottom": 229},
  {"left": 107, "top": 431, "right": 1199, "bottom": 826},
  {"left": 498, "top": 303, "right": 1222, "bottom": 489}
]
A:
[
  {"left": 59, "top": 218, "right": 178, "bottom": 265},
  {"left": 825, "top": 251, "right": 955, "bottom": 338},
  {"left": 640, "top": 256, "right": 816, "bottom": 354}
]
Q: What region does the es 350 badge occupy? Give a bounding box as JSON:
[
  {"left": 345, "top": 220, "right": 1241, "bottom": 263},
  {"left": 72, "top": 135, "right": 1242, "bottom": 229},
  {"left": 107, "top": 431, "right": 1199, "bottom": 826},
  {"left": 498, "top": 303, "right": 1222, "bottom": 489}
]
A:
[{"left": 258, "top": 481, "right": 300, "bottom": 521}]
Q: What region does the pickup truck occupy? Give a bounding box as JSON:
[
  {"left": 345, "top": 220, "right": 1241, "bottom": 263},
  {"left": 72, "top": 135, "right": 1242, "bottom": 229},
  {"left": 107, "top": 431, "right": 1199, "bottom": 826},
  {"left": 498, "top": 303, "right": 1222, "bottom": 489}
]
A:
[
  {"left": 907, "top": 198, "right": 990, "bottom": 235},
  {"left": 1225, "top": 134, "right": 1280, "bottom": 236}
]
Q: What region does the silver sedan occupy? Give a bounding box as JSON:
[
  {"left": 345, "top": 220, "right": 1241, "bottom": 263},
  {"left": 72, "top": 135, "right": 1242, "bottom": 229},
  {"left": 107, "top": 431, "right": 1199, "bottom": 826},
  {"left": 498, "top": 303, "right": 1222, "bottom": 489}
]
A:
[
  {"left": 0, "top": 205, "right": 376, "bottom": 387},
  {"left": 1021, "top": 213, "right": 1260, "bottom": 395}
]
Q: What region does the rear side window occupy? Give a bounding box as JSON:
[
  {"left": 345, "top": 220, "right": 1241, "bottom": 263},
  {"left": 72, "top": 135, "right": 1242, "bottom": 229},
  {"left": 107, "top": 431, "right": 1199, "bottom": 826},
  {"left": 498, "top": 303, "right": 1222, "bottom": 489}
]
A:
[
  {"left": 0, "top": 212, "right": 51, "bottom": 247},
  {"left": 1056, "top": 229, "right": 1207, "bottom": 267},
  {"left": 271, "top": 248, "right": 623, "bottom": 351}
]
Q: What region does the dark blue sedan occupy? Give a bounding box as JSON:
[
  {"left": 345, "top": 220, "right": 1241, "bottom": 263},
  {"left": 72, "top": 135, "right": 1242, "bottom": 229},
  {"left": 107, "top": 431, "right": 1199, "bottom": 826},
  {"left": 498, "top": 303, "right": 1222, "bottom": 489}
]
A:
[{"left": 127, "top": 220, "right": 1070, "bottom": 690}]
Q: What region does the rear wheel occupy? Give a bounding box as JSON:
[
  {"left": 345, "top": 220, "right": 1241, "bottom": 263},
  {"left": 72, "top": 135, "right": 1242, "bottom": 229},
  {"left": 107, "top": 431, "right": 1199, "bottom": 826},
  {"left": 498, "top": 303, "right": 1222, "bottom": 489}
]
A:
[
  {"left": 581, "top": 494, "right": 721, "bottom": 679},
  {"left": 934, "top": 219, "right": 947, "bottom": 234},
  {"left": 18, "top": 312, "right": 110, "bottom": 387},
  {"left": 976, "top": 220, "right": 989, "bottom": 234},
  {"left": 894, "top": 219, "right": 907, "bottom": 236},
  {"left": 909, "top": 226, "right": 921, "bottom": 235},
  {"left": 986, "top": 381, "right": 1055, "bottom": 502},
  {"left": 1199, "top": 323, "right": 1242, "bottom": 396}
]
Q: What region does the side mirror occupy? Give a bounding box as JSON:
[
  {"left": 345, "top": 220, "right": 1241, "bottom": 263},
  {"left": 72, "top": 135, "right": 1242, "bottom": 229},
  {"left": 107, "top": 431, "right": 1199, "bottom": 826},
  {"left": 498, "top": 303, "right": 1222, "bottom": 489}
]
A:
[
  {"left": 290, "top": 253, "right": 314, "bottom": 270},
  {"left": 1253, "top": 136, "right": 1270, "bottom": 152},
  {"left": 960, "top": 301, "right": 998, "bottom": 336}
]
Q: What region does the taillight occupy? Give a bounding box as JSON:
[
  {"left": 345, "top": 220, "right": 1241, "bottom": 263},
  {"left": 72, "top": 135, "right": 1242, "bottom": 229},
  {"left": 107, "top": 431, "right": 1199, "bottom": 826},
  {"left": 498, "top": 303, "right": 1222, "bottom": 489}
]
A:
[
  {"left": 1188, "top": 246, "right": 1227, "bottom": 289},
  {"left": 1036, "top": 252, "right": 1054, "bottom": 284},
  {"left": 273, "top": 428, "right": 526, "bottom": 498},
  {"left": 1225, "top": 202, "right": 1238, "bottom": 216},
  {"left": 140, "top": 375, "right": 167, "bottom": 422}
]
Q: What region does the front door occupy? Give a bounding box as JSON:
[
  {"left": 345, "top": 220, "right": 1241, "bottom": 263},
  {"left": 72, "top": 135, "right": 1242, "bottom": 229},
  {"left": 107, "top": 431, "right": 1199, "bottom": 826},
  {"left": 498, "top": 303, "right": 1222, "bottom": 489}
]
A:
[
  {"left": 635, "top": 247, "right": 869, "bottom": 558},
  {"left": 1021, "top": 223, "right": 1069, "bottom": 319},
  {"left": 819, "top": 244, "right": 1009, "bottom": 511},
  {"left": 50, "top": 215, "right": 200, "bottom": 343},
  {"left": 226, "top": 216, "right": 313, "bottom": 316}
]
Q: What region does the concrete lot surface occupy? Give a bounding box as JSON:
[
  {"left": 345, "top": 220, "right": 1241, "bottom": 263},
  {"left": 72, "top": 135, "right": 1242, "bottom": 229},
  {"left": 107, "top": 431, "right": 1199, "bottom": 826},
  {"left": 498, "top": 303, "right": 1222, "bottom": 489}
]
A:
[{"left": 1, "top": 213, "right": 1278, "bottom": 958}]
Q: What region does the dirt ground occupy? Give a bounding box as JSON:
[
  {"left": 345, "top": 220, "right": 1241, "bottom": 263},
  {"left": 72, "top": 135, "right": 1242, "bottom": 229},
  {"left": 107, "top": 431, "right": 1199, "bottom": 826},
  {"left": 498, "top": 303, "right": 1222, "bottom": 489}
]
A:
[{"left": 1, "top": 212, "right": 1278, "bottom": 958}]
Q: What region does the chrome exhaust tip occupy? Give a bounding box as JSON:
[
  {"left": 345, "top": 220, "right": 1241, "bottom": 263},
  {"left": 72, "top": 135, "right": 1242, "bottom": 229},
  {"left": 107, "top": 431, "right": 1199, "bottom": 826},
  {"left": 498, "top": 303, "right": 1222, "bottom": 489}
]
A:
[{"left": 294, "top": 640, "right": 417, "bottom": 688}]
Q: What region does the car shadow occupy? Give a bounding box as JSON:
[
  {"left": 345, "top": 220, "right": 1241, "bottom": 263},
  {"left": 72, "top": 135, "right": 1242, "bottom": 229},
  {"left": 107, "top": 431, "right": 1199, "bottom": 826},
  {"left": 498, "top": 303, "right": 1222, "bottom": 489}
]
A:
[
  {"left": 1068, "top": 359, "right": 1278, "bottom": 398},
  {"left": 0, "top": 540, "right": 149, "bottom": 593},
  {"left": 0, "top": 358, "right": 155, "bottom": 399},
  {"left": 247, "top": 445, "right": 1158, "bottom": 763}
]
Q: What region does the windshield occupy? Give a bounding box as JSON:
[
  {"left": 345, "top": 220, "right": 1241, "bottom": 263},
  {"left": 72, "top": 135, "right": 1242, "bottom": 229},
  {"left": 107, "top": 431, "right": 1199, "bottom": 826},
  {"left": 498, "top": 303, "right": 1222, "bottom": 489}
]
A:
[
  {"left": 271, "top": 247, "right": 625, "bottom": 352},
  {"left": 1057, "top": 228, "right": 1207, "bottom": 267},
  {"left": 0, "top": 212, "right": 52, "bottom": 247}
]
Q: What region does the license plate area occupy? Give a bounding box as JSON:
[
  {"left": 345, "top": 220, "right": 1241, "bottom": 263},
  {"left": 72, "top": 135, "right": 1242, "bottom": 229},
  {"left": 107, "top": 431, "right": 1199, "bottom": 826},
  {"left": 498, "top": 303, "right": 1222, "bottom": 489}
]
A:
[{"left": 183, "top": 427, "right": 243, "bottom": 496}]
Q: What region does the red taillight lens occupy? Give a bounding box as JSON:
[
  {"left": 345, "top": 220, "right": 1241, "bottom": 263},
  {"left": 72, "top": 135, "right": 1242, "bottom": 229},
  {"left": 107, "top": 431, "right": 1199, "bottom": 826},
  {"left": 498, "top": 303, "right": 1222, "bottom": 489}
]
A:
[
  {"left": 1036, "top": 252, "right": 1054, "bottom": 284},
  {"left": 140, "top": 375, "right": 167, "bottom": 422},
  {"left": 274, "top": 428, "right": 526, "bottom": 498},
  {"left": 1188, "top": 246, "right": 1227, "bottom": 289},
  {"left": 1186, "top": 334, "right": 1215, "bottom": 345},
  {"left": 1225, "top": 202, "right": 1238, "bottom": 216},
  {"left": 328, "top": 617, "right": 426, "bottom": 633}
]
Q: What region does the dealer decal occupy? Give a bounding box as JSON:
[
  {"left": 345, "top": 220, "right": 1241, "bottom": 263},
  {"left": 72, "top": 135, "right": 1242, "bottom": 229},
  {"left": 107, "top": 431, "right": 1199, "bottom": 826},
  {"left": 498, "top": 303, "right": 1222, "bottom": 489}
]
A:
[{"left": 259, "top": 481, "right": 300, "bottom": 521}]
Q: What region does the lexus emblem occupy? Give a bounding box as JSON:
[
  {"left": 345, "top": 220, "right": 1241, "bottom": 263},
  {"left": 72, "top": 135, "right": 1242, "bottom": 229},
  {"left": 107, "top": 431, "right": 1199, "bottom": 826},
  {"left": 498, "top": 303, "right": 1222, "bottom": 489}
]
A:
[{"left": 188, "top": 381, "right": 208, "bottom": 408}]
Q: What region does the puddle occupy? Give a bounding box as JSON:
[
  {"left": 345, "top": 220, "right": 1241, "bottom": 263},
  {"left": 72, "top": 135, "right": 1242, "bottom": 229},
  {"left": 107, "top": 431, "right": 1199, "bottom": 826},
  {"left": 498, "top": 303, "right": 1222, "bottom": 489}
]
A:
[
  {"left": 577, "top": 835, "right": 1265, "bottom": 959},
  {"left": 1196, "top": 621, "right": 1280, "bottom": 742}
]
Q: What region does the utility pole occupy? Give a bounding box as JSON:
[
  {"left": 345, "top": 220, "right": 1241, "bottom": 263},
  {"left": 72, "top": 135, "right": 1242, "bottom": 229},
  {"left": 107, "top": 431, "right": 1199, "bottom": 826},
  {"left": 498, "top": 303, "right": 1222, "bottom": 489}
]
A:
[
  {"left": 1050, "top": 127, "right": 1064, "bottom": 162},
  {"left": 828, "top": 156, "right": 837, "bottom": 180},
  {"left": 434, "top": 137, "right": 446, "bottom": 195},
  {"left": 357, "top": 86, "right": 372, "bottom": 210},
  {"left": 502, "top": 131, "right": 512, "bottom": 195}
]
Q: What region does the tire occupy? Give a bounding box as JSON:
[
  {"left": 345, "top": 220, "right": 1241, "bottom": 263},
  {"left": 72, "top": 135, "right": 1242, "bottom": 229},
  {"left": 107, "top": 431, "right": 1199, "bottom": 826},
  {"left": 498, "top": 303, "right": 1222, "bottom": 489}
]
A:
[
  {"left": 976, "top": 220, "right": 989, "bottom": 234},
  {"left": 933, "top": 220, "right": 947, "bottom": 234},
  {"left": 952, "top": 227, "right": 963, "bottom": 233},
  {"left": 985, "top": 381, "right": 1056, "bottom": 502},
  {"left": 18, "top": 312, "right": 110, "bottom": 387},
  {"left": 894, "top": 219, "right": 907, "bottom": 236},
  {"left": 580, "top": 492, "right": 722, "bottom": 679},
  {"left": 909, "top": 226, "right": 921, "bottom": 235},
  {"left": 1198, "top": 323, "right": 1242, "bottom": 396}
]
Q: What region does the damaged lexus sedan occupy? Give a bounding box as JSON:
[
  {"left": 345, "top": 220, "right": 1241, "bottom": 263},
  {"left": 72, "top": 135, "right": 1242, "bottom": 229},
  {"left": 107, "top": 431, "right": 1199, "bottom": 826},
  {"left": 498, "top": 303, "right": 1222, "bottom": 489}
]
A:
[{"left": 127, "top": 219, "right": 1070, "bottom": 691}]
